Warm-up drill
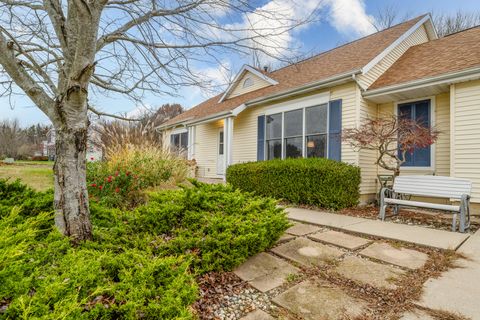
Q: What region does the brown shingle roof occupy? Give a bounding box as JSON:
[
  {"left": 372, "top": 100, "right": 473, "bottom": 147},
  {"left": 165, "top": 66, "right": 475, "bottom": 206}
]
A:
[
  {"left": 163, "top": 15, "right": 427, "bottom": 127},
  {"left": 369, "top": 26, "right": 480, "bottom": 90}
]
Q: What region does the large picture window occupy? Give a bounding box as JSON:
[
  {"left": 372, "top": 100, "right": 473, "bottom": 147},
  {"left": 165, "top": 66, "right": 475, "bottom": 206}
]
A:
[
  {"left": 266, "top": 113, "right": 282, "bottom": 159},
  {"left": 398, "top": 99, "right": 431, "bottom": 167},
  {"left": 265, "top": 103, "right": 331, "bottom": 160}
]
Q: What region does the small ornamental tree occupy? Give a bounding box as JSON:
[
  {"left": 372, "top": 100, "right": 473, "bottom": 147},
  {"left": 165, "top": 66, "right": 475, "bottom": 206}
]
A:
[{"left": 343, "top": 114, "right": 440, "bottom": 177}]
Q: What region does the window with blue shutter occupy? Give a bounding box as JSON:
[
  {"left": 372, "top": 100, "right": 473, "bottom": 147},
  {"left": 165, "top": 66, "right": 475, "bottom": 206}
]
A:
[
  {"left": 328, "top": 99, "right": 342, "bottom": 161},
  {"left": 257, "top": 99, "right": 342, "bottom": 162},
  {"left": 257, "top": 115, "right": 265, "bottom": 161},
  {"left": 398, "top": 99, "right": 431, "bottom": 167}
]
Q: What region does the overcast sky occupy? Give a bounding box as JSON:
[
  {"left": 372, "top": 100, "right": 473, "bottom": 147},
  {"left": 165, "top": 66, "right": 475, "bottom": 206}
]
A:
[{"left": 2, "top": 0, "right": 480, "bottom": 127}]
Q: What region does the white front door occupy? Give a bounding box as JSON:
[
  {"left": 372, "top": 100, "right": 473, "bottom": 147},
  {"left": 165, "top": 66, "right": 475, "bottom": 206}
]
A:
[{"left": 217, "top": 129, "right": 225, "bottom": 175}]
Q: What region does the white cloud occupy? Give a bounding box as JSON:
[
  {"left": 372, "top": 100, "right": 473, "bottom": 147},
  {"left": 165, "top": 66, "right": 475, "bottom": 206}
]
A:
[
  {"left": 126, "top": 104, "right": 153, "bottom": 118},
  {"left": 325, "top": 0, "right": 376, "bottom": 37}
]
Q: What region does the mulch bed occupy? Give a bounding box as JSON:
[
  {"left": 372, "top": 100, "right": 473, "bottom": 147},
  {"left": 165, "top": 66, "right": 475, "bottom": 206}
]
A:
[{"left": 338, "top": 205, "right": 480, "bottom": 233}]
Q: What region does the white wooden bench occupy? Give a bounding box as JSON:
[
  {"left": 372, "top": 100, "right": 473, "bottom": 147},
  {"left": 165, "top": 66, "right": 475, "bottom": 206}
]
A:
[{"left": 379, "top": 175, "right": 472, "bottom": 233}]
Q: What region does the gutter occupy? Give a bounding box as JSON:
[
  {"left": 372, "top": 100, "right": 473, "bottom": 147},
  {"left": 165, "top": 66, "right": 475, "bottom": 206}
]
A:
[
  {"left": 364, "top": 66, "right": 480, "bottom": 98},
  {"left": 157, "top": 69, "right": 361, "bottom": 131}
]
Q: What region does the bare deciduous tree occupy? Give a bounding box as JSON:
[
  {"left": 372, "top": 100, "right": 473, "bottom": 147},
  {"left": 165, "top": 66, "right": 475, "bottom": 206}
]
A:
[
  {"left": 371, "top": 7, "right": 480, "bottom": 37},
  {"left": 91, "top": 103, "right": 184, "bottom": 155},
  {"left": 343, "top": 114, "right": 439, "bottom": 177},
  {"left": 0, "top": 0, "right": 317, "bottom": 241},
  {"left": 433, "top": 11, "right": 480, "bottom": 37}
]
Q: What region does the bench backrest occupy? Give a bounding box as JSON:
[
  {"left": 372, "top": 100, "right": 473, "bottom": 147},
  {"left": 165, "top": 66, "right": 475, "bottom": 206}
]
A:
[{"left": 393, "top": 175, "right": 472, "bottom": 199}]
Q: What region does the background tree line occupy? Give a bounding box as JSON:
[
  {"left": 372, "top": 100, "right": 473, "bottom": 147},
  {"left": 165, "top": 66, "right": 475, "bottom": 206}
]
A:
[{"left": 0, "top": 119, "right": 51, "bottom": 159}]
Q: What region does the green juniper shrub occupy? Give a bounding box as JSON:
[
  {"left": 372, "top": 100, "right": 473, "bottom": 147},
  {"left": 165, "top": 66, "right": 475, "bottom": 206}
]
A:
[
  {"left": 0, "top": 179, "right": 289, "bottom": 319},
  {"left": 0, "top": 178, "right": 53, "bottom": 218},
  {"left": 226, "top": 158, "right": 361, "bottom": 210}
]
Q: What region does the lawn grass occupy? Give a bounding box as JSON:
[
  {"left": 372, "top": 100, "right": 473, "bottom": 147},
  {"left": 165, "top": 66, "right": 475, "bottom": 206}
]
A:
[{"left": 0, "top": 163, "right": 53, "bottom": 191}]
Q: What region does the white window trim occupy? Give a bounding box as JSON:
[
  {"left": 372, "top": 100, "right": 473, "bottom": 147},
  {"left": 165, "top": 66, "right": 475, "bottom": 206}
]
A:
[
  {"left": 394, "top": 96, "right": 436, "bottom": 172},
  {"left": 171, "top": 127, "right": 188, "bottom": 134},
  {"left": 264, "top": 91, "right": 330, "bottom": 115},
  {"left": 265, "top": 103, "right": 330, "bottom": 160}
]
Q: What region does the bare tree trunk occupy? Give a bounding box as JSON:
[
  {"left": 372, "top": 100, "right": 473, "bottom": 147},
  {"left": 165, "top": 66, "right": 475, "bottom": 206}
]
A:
[{"left": 53, "top": 125, "right": 92, "bottom": 242}]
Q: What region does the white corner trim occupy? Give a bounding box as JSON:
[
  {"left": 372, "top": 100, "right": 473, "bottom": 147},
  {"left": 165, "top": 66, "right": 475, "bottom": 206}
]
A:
[
  {"left": 264, "top": 91, "right": 330, "bottom": 115},
  {"left": 231, "top": 104, "right": 247, "bottom": 116},
  {"left": 393, "top": 95, "right": 436, "bottom": 172},
  {"left": 171, "top": 127, "right": 188, "bottom": 134},
  {"left": 218, "top": 65, "right": 278, "bottom": 103},
  {"left": 361, "top": 15, "right": 431, "bottom": 74}
]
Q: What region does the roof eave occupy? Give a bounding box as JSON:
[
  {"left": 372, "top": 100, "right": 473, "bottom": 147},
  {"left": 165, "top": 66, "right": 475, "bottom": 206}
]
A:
[
  {"left": 245, "top": 69, "right": 362, "bottom": 107},
  {"left": 361, "top": 14, "right": 434, "bottom": 75},
  {"left": 218, "top": 65, "right": 278, "bottom": 103},
  {"left": 363, "top": 66, "right": 480, "bottom": 99}
]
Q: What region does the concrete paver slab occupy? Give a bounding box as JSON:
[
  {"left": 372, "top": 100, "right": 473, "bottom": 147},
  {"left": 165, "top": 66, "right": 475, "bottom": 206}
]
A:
[
  {"left": 234, "top": 252, "right": 299, "bottom": 292},
  {"left": 309, "top": 230, "right": 371, "bottom": 250},
  {"left": 335, "top": 255, "right": 406, "bottom": 289},
  {"left": 341, "top": 219, "right": 469, "bottom": 250},
  {"left": 360, "top": 242, "right": 428, "bottom": 270},
  {"left": 240, "top": 309, "right": 274, "bottom": 320},
  {"left": 417, "top": 230, "right": 480, "bottom": 319},
  {"left": 276, "top": 234, "right": 295, "bottom": 243},
  {"left": 271, "top": 237, "right": 343, "bottom": 267},
  {"left": 285, "top": 223, "right": 320, "bottom": 236},
  {"left": 272, "top": 280, "right": 367, "bottom": 320},
  {"left": 287, "top": 207, "right": 365, "bottom": 228},
  {"left": 287, "top": 207, "right": 470, "bottom": 250}
]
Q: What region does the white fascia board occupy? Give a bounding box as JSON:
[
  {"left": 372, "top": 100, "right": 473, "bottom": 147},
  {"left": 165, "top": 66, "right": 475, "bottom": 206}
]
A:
[
  {"left": 363, "top": 66, "right": 480, "bottom": 98},
  {"left": 361, "top": 15, "right": 432, "bottom": 74},
  {"left": 218, "top": 64, "right": 278, "bottom": 103}
]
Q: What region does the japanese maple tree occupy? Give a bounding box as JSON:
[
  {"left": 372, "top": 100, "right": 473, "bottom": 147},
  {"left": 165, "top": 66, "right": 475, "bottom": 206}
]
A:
[{"left": 343, "top": 114, "right": 440, "bottom": 177}]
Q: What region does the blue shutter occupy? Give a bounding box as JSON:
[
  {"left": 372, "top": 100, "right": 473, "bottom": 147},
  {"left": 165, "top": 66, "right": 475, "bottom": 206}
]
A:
[
  {"left": 328, "top": 99, "right": 342, "bottom": 161},
  {"left": 257, "top": 115, "right": 265, "bottom": 161}
]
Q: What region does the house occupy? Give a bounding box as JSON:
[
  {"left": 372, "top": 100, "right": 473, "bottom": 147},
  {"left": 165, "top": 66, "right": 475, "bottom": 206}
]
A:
[
  {"left": 158, "top": 14, "right": 480, "bottom": 212},
  {"left": 45, "top": 128, "right": 103, "bottom": 161}
]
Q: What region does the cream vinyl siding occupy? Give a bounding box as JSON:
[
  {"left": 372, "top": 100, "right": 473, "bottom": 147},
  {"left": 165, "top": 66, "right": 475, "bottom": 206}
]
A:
[
  {"left": 358, "top": 93, "right": 379, "bottom": 195},
  {"left": 358, "top": 24, "right": 429, "bottom": 89},
  {"left": 451, "top": 80, "right": 480, "bottom": 202},
  {"left": 231, "top": 82, "right": 359, "bottom": 167},
  {"left": 228, "top": 72, "right": 273, "bottom": 99},
  {"left": 194, "top": 120, "right": 224, "bottom": 178},
  {"left": 376, "top": 93, "right": 450, "bottom": 177}
]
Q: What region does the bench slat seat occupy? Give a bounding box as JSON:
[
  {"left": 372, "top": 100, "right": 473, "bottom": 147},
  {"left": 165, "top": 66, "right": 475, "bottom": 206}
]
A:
[
  {"left": 384, "top": 198, "right": 460, "bottom": 212},
  {"left": 379, "top": 175, "right": 472, "bottom": 233}
]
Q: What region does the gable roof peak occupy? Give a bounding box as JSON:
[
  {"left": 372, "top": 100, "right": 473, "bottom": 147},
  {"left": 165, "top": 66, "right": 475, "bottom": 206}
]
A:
[{"left": 218, "top": 64, "right": 278, "bottom": 103}]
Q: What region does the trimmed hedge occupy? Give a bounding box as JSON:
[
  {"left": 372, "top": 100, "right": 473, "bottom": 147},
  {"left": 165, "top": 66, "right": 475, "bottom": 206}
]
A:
[{"left": 226, "top": 158, "right": 361, "bottom": 210}]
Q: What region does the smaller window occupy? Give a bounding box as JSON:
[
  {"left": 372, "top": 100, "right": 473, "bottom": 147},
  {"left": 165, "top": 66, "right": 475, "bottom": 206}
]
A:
[{"left": 243, "top": 77, "right": 254, "bottom": 88}]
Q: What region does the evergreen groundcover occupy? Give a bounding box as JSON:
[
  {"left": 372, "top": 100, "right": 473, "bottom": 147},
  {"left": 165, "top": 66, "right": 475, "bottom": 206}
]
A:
[{"left": 0, "top": 179, "right": 289, "bottom": 319}]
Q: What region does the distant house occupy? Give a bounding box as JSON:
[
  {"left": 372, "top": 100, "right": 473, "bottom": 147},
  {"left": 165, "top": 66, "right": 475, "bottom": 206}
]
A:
[
  {"left": 158, "top": 14, "right": 480, "bottom": 210},
  {"left": 45, "top": 128, "right": 103, "bottom": 161}
]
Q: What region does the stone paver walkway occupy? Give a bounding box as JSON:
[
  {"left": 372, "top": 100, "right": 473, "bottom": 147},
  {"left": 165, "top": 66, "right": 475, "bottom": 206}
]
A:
[
  {"left": 271, "top": 237, "right": 343, "bottom": 267},
  {"left": 234, "top": 252, "right": 299, "bottom": 292},
  {"left": 287, "top": 207, "right": 470, "bottom": 250},
  {"left": 272, "top": 280, "right": 367, "bottom": 320},
  {"left": 309, "top": 230, "right": 371, "bottom": 250},
  {"left": 335, "top": 255, "right": 406, "bottom": 289},
  {"left": 360, "top": 242, "right": 429, "bottom": 270},
  {"left": 230, "top": 207, "right": 480, "bottom": 319},
  {"left": 417, "top": 230, "right": 480, "bottom": 319}
]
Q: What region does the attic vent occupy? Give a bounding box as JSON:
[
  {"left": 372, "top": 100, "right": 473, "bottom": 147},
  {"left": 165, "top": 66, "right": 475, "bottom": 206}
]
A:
[{"left": 243, "top": 77, "right": 254, "bottom": 88}]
